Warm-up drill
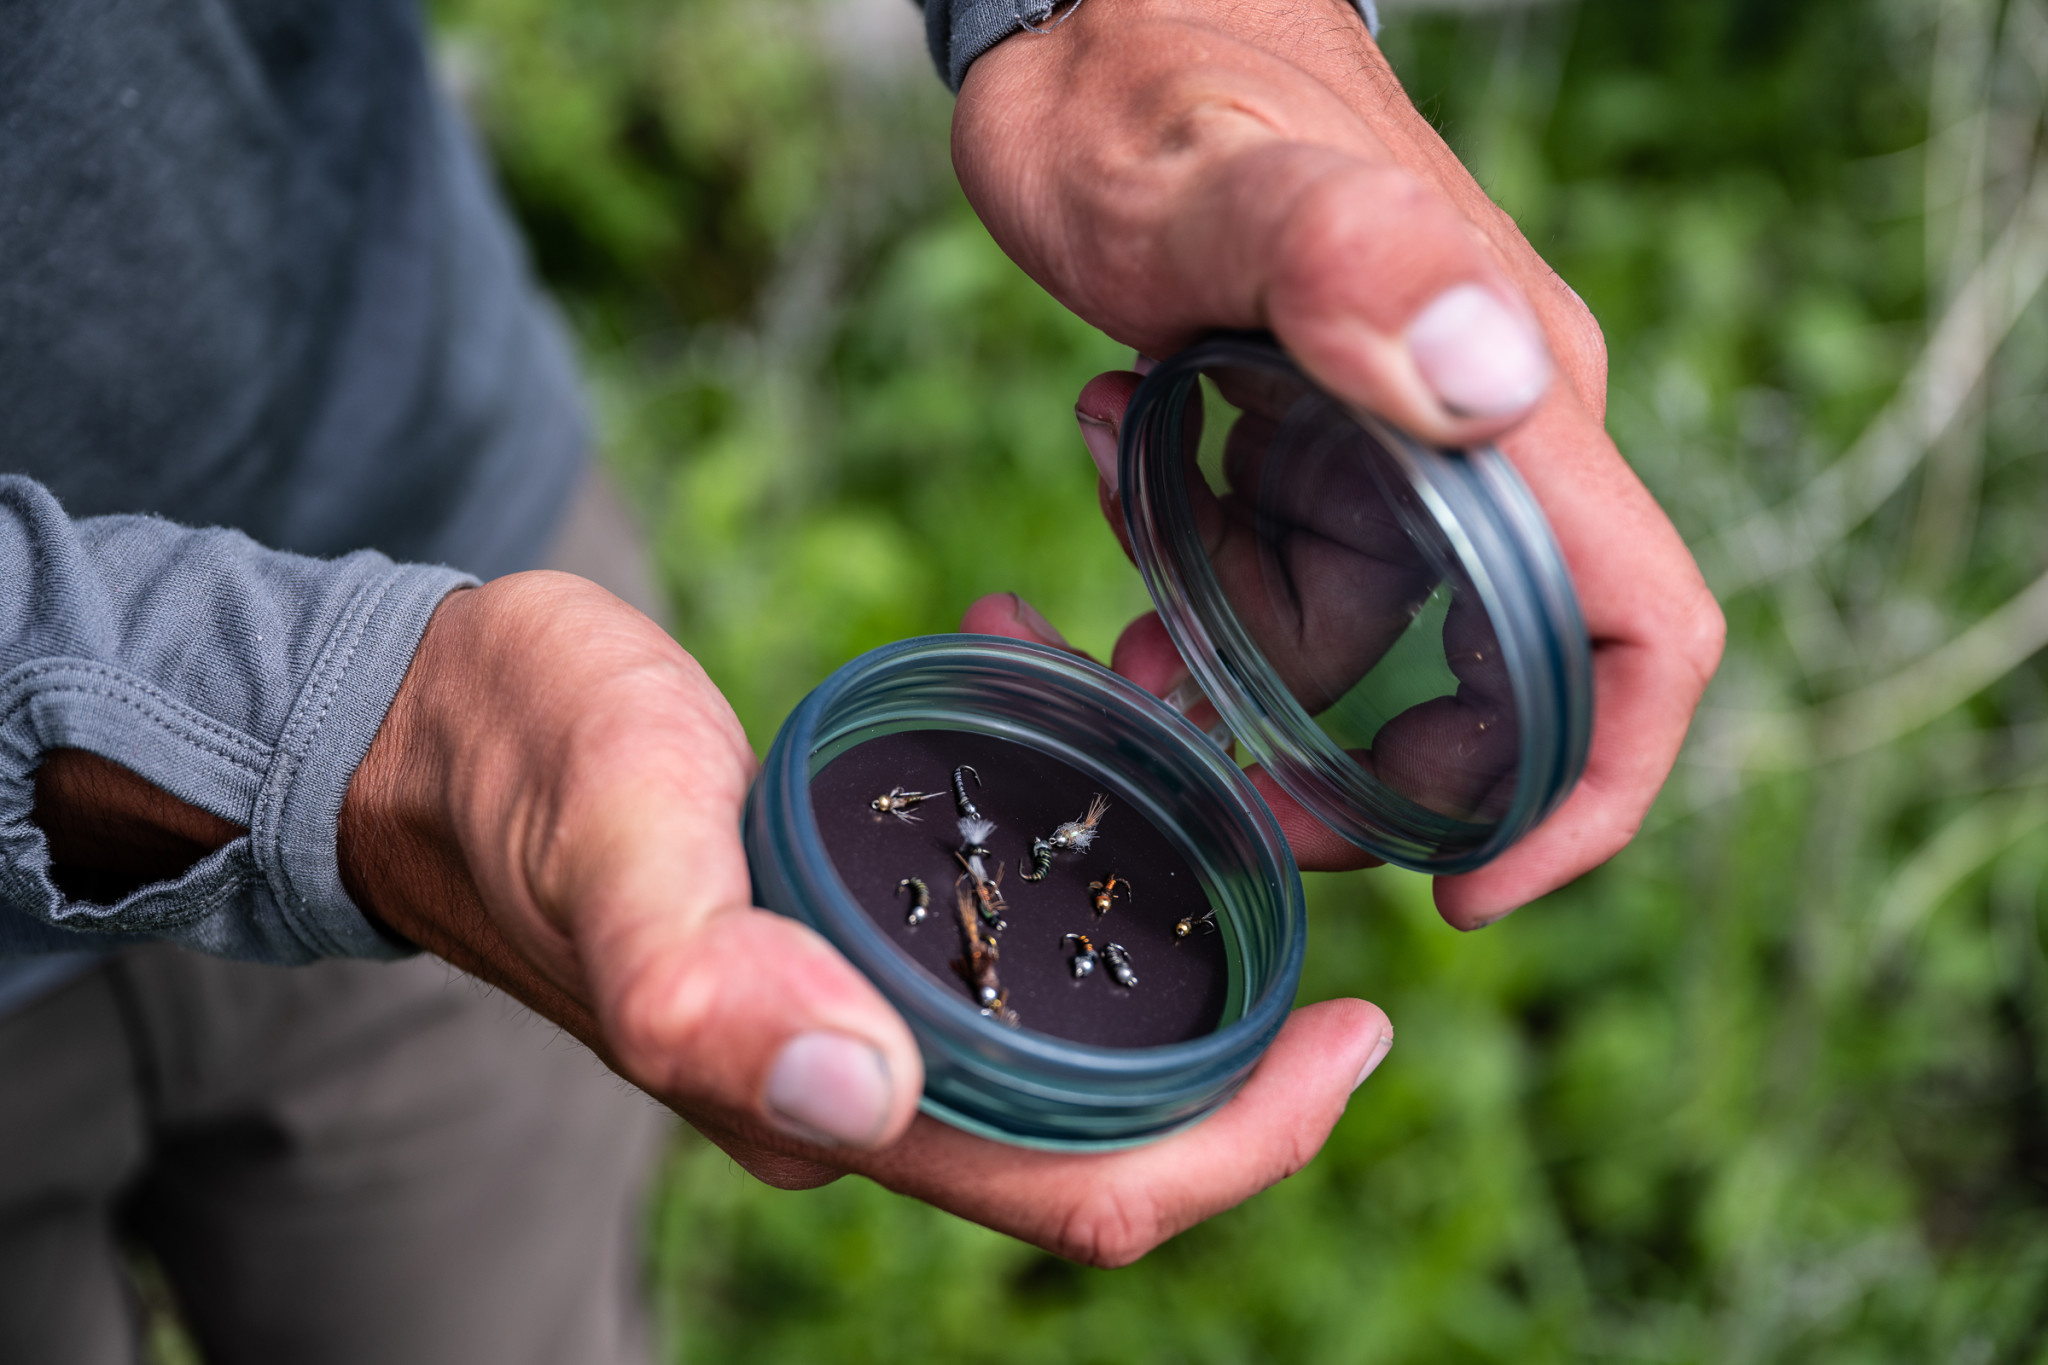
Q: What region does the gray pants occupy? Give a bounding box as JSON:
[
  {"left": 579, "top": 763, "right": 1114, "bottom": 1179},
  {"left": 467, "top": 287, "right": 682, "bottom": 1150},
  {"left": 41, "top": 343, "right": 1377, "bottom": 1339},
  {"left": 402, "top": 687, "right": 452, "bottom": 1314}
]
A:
[
  {"left": 0, "top": 949, "right": 667, "bottom": 1364},
  {"left": 0, "top": 472, "right": 674, "bottom": 1363}
]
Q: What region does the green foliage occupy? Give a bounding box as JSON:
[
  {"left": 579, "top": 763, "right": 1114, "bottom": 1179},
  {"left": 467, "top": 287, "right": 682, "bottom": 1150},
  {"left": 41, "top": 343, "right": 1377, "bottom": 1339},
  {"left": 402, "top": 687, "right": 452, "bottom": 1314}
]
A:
[
  {"left": 435, "top": 0, "right": 2048, "bottom": 1359},
  {"left": 436, "top": 0, "right": 1139, "bottom": 742}
]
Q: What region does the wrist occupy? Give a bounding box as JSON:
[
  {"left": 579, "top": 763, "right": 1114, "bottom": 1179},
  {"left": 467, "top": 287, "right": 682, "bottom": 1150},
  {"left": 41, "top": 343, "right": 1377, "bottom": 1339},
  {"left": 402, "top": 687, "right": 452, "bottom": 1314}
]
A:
[
  {"left": 336, "top": 588, "right": 469, "bottom": 942},
  {"left": 337, "top": 585, "right": 596, "bottom": 1025}
]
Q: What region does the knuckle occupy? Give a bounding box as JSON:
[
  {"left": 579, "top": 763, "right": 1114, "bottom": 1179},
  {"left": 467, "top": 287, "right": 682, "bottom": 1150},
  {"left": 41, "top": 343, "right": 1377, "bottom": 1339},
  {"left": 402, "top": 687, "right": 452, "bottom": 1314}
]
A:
[
  {"left": 1675, "top": 587, "right": 1728, "bottom": 688},
  {"left": 1279, "top": 162, "right": 1434, "bottom": 267},
  {"left": 1564, "top": 296, "right": 1609, "bottom": 393},
  {"left": 1595, "top": 800, "right": 1649, "bottom": 863},
  {"left": 1052, "top": 1186, "right": 1167, "bottom": 1269},
  {"left": 1554, "top": 276, "right": 1607, "bottom": 362},
  {"left": 1277, "top": 1123, "right": 1324, "bottom": 1183},
  {"left": 1620, "top": 570, "right": 1727, "bottom": 699},
  {"left": 606, "top": 959, "right": 711, "bottom": 1086},
  {"left": 605, "top": 987, "right": 672, "bottom": 1080}
]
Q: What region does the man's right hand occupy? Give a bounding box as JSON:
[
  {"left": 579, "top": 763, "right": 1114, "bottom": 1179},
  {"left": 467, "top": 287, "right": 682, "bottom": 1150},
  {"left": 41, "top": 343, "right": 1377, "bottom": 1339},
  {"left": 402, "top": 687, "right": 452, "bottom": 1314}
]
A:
[
  {"left": 338, "top": 572, "right": 1393, "bottom": 1265},
  {"left": 953, "top": 0, "right": 1725, "bottom": 930}
]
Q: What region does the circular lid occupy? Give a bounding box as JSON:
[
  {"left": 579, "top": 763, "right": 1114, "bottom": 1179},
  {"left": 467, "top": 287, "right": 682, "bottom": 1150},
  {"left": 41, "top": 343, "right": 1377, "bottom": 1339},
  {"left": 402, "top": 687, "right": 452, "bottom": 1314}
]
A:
[{"left": 1119, "top": 334, "right": 1593, "bottom": 874}]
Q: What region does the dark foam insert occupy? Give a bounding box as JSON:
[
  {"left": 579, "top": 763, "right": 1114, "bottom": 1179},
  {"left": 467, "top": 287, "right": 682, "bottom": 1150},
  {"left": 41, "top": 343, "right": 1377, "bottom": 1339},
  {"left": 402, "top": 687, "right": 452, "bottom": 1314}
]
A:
[{"left": 810, "top": 730, "right": 1228, "bottom": 1048}]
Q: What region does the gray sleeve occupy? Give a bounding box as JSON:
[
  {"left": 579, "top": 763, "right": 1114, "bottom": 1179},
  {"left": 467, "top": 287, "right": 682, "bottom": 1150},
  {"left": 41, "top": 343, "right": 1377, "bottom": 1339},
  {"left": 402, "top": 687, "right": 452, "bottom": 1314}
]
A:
[
  {"left": 0, "top": 476, "right": 475, "bottom": 964},
  {"left": 921, "top": 0, "right": 1381, "bottom": 93}
]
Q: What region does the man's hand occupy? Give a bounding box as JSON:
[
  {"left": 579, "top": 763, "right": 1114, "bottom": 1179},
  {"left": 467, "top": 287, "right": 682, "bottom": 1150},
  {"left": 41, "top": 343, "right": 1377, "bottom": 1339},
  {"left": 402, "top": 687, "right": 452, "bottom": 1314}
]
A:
[
  {"left": 954, "top": 0, "right": 1724, "bottom": 925},
  {"left": 339, "top": 573, "right": 1392, "bottom": 1264}
]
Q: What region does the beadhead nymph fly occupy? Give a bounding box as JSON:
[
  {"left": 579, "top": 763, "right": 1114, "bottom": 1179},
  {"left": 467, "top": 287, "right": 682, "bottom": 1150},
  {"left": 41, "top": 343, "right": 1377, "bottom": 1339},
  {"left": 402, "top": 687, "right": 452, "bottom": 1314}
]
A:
[
  {"left": 950, "top": 765, "right": 984, "bottom": 822},
  {"left": 871, "top": 787, "right": 941, "bottom": 822},
  {"left": 1062, "top": 932, "right": 1099, "bottom": 979},
  {"left": 1088, "top": 873, "right": 1130, "bottom": 918},
  {"left": 954, "top": 849, "right": 1007, "bottom": 932},
  {"left": 1021, "top": 836, "right": 1055, "bottom": 882},
  {"left": 951, "top": 889, "right": 1018, "bottom": 1027},
  {"left": 1048, "top": 793, "right": 1110, "bottom": 853},
  {"left": 897, "top": 876, "right": 930, "bottom": 925}
]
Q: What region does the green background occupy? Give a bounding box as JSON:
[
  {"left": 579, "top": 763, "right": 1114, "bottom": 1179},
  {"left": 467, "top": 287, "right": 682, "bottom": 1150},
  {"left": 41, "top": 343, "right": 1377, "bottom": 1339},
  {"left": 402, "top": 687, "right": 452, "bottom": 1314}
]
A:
[{"left": 416, "top": 0, "right": 2048, "bottom": 1358}]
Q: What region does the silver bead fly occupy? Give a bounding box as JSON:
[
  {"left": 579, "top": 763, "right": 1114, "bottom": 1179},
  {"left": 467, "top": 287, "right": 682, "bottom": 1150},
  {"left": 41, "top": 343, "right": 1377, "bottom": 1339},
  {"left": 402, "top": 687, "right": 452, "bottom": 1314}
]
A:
[
  {"left": 951, "top": 889, "right": 1018, "bottom": 1028},
  {"left": 1062, "top": 932, "right": 1098, "bottom": 979},
  {"left": 897, "top": 876, "right": 930, "bottom": 925}
]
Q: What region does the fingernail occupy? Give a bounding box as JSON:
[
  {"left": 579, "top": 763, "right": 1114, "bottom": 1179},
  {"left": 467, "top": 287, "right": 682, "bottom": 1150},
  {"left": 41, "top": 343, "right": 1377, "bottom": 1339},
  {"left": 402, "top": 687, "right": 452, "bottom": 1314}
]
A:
[
  {"left": 1352, "top": 1029, "right": 1395, "bottom": 1091},
  {"left": 1405, "top": 284, "right": 1552, "bottom": 420},
  {"left": 1077, "top": 413, "right": 1119, "bottom": 494},
  {"left": 1132, "top": 353, "right": 1159, "bottom": 375},
  {"left": 1007, "top": 593, "right": 1071, "bottom": 648},
  {"left": 764, "top": 1032, "right": 894, "bottom": 1147},
  {"left": 1464, "top": 909, "right": 1512, "bottom": 932}
]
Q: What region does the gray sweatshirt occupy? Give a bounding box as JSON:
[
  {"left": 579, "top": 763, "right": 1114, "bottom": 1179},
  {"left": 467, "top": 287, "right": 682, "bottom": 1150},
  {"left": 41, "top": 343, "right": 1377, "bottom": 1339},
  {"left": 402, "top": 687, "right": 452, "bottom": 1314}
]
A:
[{"left": 0, "top": 0, "right": 576, "bottom": 1007}]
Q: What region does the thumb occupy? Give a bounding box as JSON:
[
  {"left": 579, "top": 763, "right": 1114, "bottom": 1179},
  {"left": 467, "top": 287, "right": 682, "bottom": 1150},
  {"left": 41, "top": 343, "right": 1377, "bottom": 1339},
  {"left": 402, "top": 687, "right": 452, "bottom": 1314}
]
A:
[
  {"left": 572, "top": 839, "right": 925, "bottom": 1151},
  {"left": 1174, "top": 142, "right": 1553, "bottom": 445}
]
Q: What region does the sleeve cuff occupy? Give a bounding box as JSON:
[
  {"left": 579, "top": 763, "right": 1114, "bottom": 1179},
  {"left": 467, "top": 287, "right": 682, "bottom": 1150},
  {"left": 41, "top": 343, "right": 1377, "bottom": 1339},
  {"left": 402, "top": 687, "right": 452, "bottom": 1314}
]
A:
[
  {"left": 0, "top": 562, "right": 471, "bottom": 963},
  {"left": 930, "top": 0, "right": 1380, "bottom": 92},
  {"left": 248, "top": 564, "right": 474, "bottom": 960}
]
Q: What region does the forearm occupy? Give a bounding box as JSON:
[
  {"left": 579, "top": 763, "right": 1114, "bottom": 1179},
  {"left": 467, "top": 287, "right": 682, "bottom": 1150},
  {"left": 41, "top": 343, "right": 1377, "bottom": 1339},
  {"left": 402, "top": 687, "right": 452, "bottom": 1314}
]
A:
[{"left": 31, "top": 749, "right": 243, "bottom": 905}]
